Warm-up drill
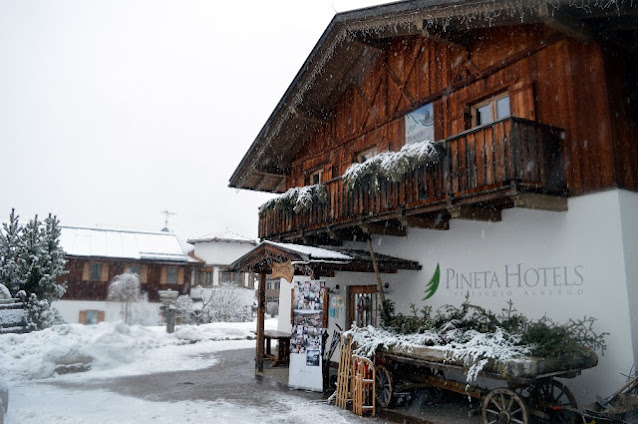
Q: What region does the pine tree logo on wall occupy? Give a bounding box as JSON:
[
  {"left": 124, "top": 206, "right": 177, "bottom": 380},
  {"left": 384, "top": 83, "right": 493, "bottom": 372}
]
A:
[{"left": 422, "top": 263, "right": 440, "bottom": 301}]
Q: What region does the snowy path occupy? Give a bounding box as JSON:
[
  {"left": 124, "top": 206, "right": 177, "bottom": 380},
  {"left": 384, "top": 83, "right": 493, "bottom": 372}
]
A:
[{"left": 1, "top": 321, "right": 376, "bottom": 423}]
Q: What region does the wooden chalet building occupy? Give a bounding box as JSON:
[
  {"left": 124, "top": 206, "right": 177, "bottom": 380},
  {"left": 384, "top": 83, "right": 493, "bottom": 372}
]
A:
[
  {"left": 56, "top": 226, "right": 203, "bottom": 324},
  {"left": 230, "top": 0, "right": 638, "bottom": 403}
]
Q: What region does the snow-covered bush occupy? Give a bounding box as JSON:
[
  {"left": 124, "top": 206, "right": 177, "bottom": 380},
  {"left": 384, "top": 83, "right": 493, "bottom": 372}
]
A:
[
  {"left": 172, "top": 285, "right": 252, "bottom": 324},
  {"left": 343, "top": 140, "right": 439, "bottom": 190},
  {"left": 0, "top": 283, "right": 9, "bottom": 300},
  {"left": 107, "top": 273, "right": 144, "bottom": 325},
  {"left": 206, "top": 284, "right": 252, "bottom": 322},
  {"left": 172, "top": 295, "right": 196, "bottom": 324},
  {"left": 266, "top": 301, "right": 279, "bottom": 317},
  {"left": 0, "top": 210, "right": 67, "bottom": 330},
  {"left": 259, "top": 184, "right": 328, "bottom": 216}
]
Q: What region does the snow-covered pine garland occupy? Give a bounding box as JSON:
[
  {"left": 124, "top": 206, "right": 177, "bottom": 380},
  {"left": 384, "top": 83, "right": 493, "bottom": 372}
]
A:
[
  {"left": 345, "top": 323, "right": 529, "bottom": 383},
  {"left": 344, "top": 298, "right": 607, "bottom": 383},
  {"left": 343, "top": 140, "right": 439, "bottom": 190},
  {"left": 258, "top": 184, "right": 329, "bottom": 216}
]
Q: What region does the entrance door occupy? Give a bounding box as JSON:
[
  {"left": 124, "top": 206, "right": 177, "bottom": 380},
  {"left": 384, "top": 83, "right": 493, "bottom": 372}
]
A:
[{"left": 347, "top": 285, "right": 378, "bottom": 328}]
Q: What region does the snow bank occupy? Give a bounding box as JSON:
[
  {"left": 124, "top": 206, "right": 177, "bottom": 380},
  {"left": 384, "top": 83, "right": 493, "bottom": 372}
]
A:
[
  {"left": 8, "top": 383, "right": 359, "bottom": 424},
  {"left": 0, "top": 319, "right": 276, "bottom": 382}
]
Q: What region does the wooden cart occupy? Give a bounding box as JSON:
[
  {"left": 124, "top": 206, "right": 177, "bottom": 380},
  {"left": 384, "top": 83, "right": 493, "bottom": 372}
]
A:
[{"left": 373, "top": 346, "right": 598, "bottom": 424}]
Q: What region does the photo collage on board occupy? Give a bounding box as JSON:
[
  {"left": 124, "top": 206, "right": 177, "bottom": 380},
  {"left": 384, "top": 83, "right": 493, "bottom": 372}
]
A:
[{"left": 290, "top": 280, "right": 325, "bottom": 366}]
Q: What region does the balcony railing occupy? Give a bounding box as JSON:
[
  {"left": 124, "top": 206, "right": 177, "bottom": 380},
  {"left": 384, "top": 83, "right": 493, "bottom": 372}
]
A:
[{"left": 259, "top": 117, "right": 565, "bottom": 240}]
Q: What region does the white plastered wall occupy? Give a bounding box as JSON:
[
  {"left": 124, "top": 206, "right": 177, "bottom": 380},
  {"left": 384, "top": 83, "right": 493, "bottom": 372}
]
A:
[
  {"left": 618, "top": 190, "right": 638, "bottom": 368},
  {"left": 54, "top": 300, "right": 161, "bottom": 325},
  {"left": 276, "top": 190, "right": 635, "bottom": 403},
  {"left": 366, "top": 189, "right": 634, "bottom": 405}
]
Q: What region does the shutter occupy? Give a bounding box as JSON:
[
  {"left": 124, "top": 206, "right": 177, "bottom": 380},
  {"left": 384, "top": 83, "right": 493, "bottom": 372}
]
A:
[
  {"left": 177, "top": 267, "right": 184, "bottom": 285},
  {"left": 141, "top": 265, "right": 148, "bottom": 283},
  {"left": 160, "top": 266, "right": 167, "bottom": 284},
  {"left": 82, "top": 263, "right": 90, "bottom": 281},
  {"left": 101, "top": 263, "right": 109, "bottom": 282},
  {"left": 97, "top": 311, "right": 105, "bottom": 323},
  {"left": 79, "top": 310, "right": 87, "bottom": 324}
]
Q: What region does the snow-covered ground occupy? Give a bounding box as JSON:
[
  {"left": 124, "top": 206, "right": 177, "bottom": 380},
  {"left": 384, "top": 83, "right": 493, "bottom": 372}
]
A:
[{"left": 0, "top": 319, "right": 366, "bottom": 424}]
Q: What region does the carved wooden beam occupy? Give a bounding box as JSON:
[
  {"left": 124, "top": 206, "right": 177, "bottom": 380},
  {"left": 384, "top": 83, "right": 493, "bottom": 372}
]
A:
[
  {"left": 418, "top": 20, "right": 471, "bottom": 49},
  {"left": 541, "top": 10, "right": 592, "bottom": 42},
  {"left": 345, "top": 31, "right": 386, "bottom": 51},
  {"left": 512, "top": 193, "right": 568, "bottom": 212},
  {"left": 291, "top": 105, "right": 329, "bottom": 124},
  {"left": 400, "top": 214, "right": 450, "bottom": 230},
  {"left": 447, "top": 205, "right": 503, "bottom": 222},
  {"left": 359, "top": 220, "right": 407, "bottom": 237}
]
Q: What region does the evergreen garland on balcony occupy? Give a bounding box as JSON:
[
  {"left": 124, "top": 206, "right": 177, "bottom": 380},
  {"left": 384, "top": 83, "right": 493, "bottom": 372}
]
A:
[
  {"left": 259, "top": 184, "right": 329, "bottom": 216},
  {"left": 343, "top": 140, "right": 439, "bottom": 190}
]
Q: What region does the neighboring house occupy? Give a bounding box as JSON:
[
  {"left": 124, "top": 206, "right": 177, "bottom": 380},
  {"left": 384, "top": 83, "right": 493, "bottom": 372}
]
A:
[
  {"left": 187, "top": 232, "right": 259, "bottom": 320},
  {"left": 187, "top": 231, "right": 257, "bottom": 289},
  {"left": 230, "top": 0, "right": 638, "bottom": 404},
  {"left": 265, "top": 277, "right": 280, "bottom": 305},
  {"left": 56, "top": 226, "right": 203, "bottom": 324}
]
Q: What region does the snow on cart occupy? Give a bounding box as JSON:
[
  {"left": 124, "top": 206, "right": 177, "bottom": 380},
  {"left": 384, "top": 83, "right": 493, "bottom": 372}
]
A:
[{"left": 344, "top": 298, "right": 606, "bottom": 424}]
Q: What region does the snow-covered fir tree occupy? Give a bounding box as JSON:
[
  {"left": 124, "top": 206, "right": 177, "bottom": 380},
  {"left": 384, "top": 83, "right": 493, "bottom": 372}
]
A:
[
  {"left": 0, "top": 209, "right": 67, "bottom": 330},
  {"left": 0, "top": 209, "right": 22, "bottom": 294}
]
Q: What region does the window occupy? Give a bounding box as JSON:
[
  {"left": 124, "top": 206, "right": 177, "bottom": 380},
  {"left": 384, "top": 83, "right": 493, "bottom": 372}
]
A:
[
  {"left": 357, "top": 147, "right": 377, "bottom": 163},
  {"left": 266, "top": 279, "right": 280, "bottom": 290},
  {"left": 127, "top": 264, "right": 141, "bottom": 276},
  {"left": 85, "top": 310, "right": 98, "bottom": 325},
  {"left": 309, "top": 169, "right": 323, "bottom": 185},
  {"left": 80, "top": 309, "right": 104, "bottom": 325},
  {"left": 219, "top": 271, "right": 231, "bottom": 284},
  {"left": 471, "top": 93, "right": 510, "bottom": 127},
  {"left": 198, "top": 270, "right": 213, "bottom": 286},
  {"left": 166, "top": 266, "right": 178, "bottom": 284},
  {"left": 89, "top": 263, "right": 102, "bottom": 281}
]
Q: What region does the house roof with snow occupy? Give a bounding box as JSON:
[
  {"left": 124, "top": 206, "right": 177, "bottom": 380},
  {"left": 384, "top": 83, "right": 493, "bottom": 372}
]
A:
[
  {"left": 187, "top": 230, "right": 257, "bottom": 245},
  {"left": 59, "top": 226, "right": 198, "bottom": 263},
  {"left": 229, "top": 240, "right": 421, "bottom": 274}
]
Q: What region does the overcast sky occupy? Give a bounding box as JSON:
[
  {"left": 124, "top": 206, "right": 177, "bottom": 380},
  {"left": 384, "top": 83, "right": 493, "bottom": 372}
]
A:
[{"left": 0, "top": 0, "right": 389, "bottom": 240}]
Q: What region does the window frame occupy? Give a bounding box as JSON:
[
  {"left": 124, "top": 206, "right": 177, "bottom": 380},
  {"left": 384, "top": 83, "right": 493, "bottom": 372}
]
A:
[
  {"left": 89, "top": 263, "right": 102, "bottom": 281},
  {"left": 309, "top": 169, "right": 323, "bottom": 185},
  {"left": 165, "top": 266, "right": 178, "bottom": 284},
  {"left": 357, "top": 147, "right": 377, "bottom": 163},
  {"left": 470, "top": 92, "right": 511, "bottom": 128}
]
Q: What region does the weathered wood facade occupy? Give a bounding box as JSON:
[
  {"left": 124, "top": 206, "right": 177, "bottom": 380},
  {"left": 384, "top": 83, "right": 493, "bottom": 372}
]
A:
[
  {"left": 230, "top": 1, "right": 638, "bottom": 243},
  {"left": 62, "top": 257, "right": 196, "bottom": 302}
]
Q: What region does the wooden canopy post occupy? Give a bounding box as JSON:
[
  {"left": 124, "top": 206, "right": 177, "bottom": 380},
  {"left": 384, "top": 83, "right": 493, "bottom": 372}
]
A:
[
  {"left": 256, "top": 272, "right": 266, "bottom": 372},
  {"left": 366, "top": 237, "right": 386, "bottom": 303}
]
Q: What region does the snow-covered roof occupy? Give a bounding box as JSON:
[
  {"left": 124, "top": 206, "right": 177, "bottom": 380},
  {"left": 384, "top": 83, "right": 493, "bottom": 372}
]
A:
[
  {"left": 230, "top": 240, "right": 421, "bottom": 273},
  {"left": 264, "top": 241, "right": 351, "bottom": 262},
  {"left": 59, "top": 226, "right": 192, "bottom": 262},
  {"left": 187, "top": 230, "right": 257, "bottom": 245}
]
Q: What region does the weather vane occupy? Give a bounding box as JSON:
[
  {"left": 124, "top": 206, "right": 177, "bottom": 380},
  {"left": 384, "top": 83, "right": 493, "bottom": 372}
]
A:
[{"left": 161, "top": 210, "right": 175, "bottom": 232}]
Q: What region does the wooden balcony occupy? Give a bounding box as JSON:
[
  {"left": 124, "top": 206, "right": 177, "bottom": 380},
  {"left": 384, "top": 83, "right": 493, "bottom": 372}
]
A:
[{"left": 259, "top": 117, "right": 566, "bottom": 242}]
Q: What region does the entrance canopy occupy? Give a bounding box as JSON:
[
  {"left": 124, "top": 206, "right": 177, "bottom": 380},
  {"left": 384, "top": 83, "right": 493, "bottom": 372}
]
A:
[{"left": 229, "top": 240, "right": 421, "bottom": 275}]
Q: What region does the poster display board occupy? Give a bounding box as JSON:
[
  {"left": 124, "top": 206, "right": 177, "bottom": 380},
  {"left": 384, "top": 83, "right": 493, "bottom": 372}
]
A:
[
  {"left": 405, "top": 102, "right": 434, "bottom": 144},
  {"left": 288, "top": 277, "right": 325, "bottom": 391}
]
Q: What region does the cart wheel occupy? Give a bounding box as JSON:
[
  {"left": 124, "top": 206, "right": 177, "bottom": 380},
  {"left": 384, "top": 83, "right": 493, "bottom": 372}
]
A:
[
  {"left": 537, "top": 379, "right": 578, "bottom": 424},
  {"left": 375, "top": 364, "right": 393, "bottom": 408},
  {"left": 482, "top": 388, "right": 529, "bottom": 424},
  {"left": 426, "top": 368, "right": 445, "bottom": 403}
]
